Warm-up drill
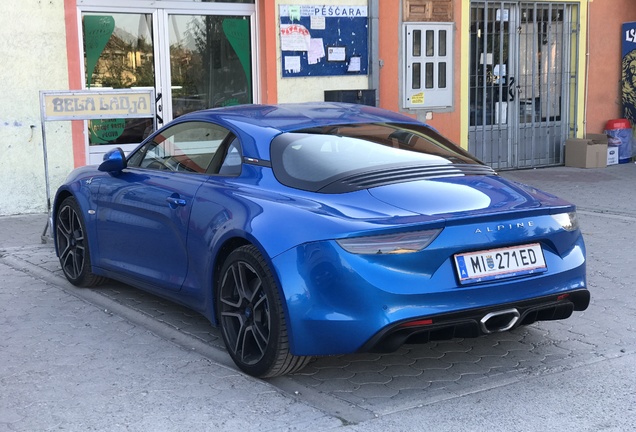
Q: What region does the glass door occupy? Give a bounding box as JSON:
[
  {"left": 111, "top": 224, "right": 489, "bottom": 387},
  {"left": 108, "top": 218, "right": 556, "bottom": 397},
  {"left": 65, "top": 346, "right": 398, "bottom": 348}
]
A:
[
  {"left": 80, "top": 3, "right": 256, "bottom": 164},
  {"left": 83, "top": 11, "right": 159, "bottom": 162},
  {"left": 164, "top": 13, "right": 253, "bottom": 120}
]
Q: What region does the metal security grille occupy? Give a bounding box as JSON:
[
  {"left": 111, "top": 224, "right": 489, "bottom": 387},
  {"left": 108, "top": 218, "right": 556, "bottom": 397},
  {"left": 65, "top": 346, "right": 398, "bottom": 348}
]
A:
[{"left": 468, "top": 1, "right": 580, "bottom": 170}]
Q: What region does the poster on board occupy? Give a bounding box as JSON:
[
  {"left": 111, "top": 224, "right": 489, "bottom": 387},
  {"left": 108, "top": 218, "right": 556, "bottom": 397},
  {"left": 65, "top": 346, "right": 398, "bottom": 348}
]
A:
[{"left": 622, "top": 22, "right": 636, "bottom": 124}]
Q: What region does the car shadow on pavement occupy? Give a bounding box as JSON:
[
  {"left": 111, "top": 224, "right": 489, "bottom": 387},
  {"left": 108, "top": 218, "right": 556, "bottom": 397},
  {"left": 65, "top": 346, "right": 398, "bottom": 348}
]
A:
[{"left": 89, "top": 274, "right": 595, "bottom": 415}]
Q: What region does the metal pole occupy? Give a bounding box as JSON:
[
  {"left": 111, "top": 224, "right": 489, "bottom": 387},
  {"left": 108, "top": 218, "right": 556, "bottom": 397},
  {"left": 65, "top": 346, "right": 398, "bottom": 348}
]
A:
[
  {"left": 369, "top": 0, "right": 380, "bottom": 106},
  {"left": 39, "top": 91, "right": 53, "bottom": 244}
]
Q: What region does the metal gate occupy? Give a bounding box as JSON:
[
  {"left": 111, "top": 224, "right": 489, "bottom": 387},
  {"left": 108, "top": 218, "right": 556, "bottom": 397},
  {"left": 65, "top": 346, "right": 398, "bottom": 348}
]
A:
[{"left": 468, "top": 1, "right": 580, "bottom": 169}]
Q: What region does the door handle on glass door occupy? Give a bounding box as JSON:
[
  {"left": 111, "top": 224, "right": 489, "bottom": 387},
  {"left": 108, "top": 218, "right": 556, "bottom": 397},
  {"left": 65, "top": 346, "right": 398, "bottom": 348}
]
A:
[
  {"left": 508, "top": 77, "right": 516, "bottom": 101},
  {"left": 155, "top": 92, "right": 163, "bottom": 126}
]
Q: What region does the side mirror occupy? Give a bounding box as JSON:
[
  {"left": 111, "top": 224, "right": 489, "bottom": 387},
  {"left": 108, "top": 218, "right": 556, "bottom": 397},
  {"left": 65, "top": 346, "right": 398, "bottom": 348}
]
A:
[{"left": 98, "top": 148, "right": 127, "bottom": 173}]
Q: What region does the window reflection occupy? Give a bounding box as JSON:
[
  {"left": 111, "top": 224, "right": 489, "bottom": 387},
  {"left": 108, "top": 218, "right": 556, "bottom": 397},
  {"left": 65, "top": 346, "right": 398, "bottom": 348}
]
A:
[
  {"left": 169, "top": 15, "right": 252, "bottom": 118},
  {"left": 83, "top": 13, "right": 155, "bottom": 146}
]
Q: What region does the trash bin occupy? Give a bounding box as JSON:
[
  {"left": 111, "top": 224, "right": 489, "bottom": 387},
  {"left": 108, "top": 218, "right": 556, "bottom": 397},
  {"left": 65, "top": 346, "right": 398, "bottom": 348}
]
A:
[{"left": 604, "top": 119, "right": 633, "bottom": 164}]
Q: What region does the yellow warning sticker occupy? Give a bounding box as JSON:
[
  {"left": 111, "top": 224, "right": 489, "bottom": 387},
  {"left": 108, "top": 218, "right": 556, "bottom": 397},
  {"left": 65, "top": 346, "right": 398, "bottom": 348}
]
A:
[{"left": 411, "top": 92, "right": 424, "bottom": 104}]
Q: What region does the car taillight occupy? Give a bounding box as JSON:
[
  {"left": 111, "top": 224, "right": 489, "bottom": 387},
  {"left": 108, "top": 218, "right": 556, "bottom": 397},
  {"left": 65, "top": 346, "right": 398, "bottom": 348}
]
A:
[
  {"left": 336, "top": 229, "right": 442, "bottom": 255},
  {"left": 552, "top": 211, "right": 579, "bottom": 232}
]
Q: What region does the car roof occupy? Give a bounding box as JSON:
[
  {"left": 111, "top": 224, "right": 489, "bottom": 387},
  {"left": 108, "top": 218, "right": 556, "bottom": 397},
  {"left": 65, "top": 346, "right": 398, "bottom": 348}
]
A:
[{"left": 175, "top": 102, "right": 423, "bottom": 133}]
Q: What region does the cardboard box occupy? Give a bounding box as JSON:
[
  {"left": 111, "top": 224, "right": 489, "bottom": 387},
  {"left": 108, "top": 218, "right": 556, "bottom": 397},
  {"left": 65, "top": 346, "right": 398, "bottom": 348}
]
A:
[
  {"left": 586, "top": 133, "right": 609, "bottom": 145},
  {"left": 607, "top": 146, "right": 619, "bottom": 165},
  {"left": 565, "top": 138, "right": 607, "bottom": 168},
  {"left": 585, "top": 134, "right": 617, "bottom": 166}
]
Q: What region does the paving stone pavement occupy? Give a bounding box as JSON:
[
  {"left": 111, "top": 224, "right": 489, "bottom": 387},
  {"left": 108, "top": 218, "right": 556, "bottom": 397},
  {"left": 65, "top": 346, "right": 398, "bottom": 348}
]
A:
[
  {"left": 2, "top": 163, "right": 636, "bottom": 430},
  {"left": 0, "top": 249, "right": 340, "bottom": 431}
]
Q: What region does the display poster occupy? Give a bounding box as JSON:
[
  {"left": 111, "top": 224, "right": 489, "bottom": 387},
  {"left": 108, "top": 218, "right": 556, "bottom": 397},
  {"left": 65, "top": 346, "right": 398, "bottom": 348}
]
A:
[
  {"left": 622, "top": 22, "right": 636, "bottom": 124},
  {"left": 84, "top": 16, "right": 115, "bottom": 88}
]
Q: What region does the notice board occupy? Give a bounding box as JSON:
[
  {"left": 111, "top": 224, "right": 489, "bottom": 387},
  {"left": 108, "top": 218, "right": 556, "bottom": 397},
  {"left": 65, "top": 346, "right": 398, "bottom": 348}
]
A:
[{"left": 279, "top": 5, "right": 369, "bottom": 77}]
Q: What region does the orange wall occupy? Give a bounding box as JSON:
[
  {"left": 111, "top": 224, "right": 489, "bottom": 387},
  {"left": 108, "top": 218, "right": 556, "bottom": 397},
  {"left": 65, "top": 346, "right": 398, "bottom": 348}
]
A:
[
  {"left": 377, "top": 4, "right": 401, "bottom": 114},
  {"left": 64, "top": 0, "right": 86, "bottom": 167},
  {"left": 378, "top": 0, "right": 463, "bottom": 144},
  {"left": 259, "top": 0, "right": 278, "bottom": 104},
  {"left": 587, "top": 0, "right": 636, "bottom": 133}
]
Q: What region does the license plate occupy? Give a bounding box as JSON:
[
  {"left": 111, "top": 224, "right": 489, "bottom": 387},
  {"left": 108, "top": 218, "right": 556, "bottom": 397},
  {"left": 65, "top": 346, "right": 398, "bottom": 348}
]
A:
[{"left": 454, "top": 243, "right": 547, "bottom": 284}]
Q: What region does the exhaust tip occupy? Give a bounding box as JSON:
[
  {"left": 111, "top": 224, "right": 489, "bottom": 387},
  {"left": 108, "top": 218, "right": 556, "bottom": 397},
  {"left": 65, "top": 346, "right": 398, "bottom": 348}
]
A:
[{"left": 480, "top": 308, "right": 520, "bottom": 334}]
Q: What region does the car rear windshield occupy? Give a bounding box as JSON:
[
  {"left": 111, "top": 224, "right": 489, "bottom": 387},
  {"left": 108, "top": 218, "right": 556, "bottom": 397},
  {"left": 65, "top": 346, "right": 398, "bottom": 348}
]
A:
[{"left": 270, "top": 123, "right": 486, "bottom": 193}]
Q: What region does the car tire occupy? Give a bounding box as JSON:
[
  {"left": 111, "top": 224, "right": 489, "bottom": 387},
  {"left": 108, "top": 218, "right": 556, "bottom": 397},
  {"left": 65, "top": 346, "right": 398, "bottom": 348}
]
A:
[
  {"left": 217, "top": 245, "right": 311, "bottom": 378},
  {"left": 56, "top": 196, "right": 106, "bottom": 287}
]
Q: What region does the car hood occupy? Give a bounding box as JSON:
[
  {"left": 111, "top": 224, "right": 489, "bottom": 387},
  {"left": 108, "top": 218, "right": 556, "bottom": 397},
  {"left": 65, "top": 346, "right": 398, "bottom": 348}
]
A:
[{"left": 367, "top": 175, "right": 574, "bottom": 219}]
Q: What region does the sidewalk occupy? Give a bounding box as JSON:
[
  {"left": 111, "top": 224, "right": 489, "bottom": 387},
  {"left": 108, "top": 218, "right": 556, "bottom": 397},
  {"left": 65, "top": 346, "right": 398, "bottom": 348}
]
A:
[
  {"left": 1, "top": 221, "right": 340, "bottom": 431},
  {"left": 2, "top": 163, "right": 636, "bottom": 431},
  {"left": 502, "top": 162, "right": 636, "bottom": 216}
]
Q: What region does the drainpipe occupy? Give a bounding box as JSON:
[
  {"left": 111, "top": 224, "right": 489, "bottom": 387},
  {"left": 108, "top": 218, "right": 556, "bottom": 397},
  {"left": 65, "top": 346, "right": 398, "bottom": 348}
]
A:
[
  {"left": 369, "top": 0, "right": 380, "bottom": 106},
  {"left": 584, "top": 0, "right": 590, "bottom": 137}
]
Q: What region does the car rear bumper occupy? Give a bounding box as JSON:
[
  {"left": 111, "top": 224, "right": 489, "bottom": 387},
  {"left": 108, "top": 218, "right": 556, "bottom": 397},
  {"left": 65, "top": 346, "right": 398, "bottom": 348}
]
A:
[
  {"left": 271, "top": 231, "right": 587, "bottom": 357},
  {"left": 357, "top": 289, "right": 590, "bottom": 353}
]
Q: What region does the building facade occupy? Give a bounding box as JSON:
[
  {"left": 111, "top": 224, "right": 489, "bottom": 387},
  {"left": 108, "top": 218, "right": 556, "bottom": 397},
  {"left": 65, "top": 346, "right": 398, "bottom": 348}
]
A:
[{"left": 0, "top": 0, "right": 633, "bottom": 216}]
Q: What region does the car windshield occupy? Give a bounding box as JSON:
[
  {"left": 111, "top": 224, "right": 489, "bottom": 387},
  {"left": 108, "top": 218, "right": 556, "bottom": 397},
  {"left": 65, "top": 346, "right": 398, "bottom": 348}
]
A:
[{"left": 270, "top": 122, "right": 483, "bottom": 193}]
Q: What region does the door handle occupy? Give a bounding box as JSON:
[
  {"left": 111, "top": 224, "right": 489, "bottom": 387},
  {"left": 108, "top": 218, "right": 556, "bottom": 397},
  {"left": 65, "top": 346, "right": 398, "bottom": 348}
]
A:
[
  {"left": 166, "top": 196, "right": 187, "bottom": 208},
  {"left": 155, "top": 92, "right": 163, "bottom": 126},
  {"left": 508, "top": 77, "right": 516, "bottom": 102}
]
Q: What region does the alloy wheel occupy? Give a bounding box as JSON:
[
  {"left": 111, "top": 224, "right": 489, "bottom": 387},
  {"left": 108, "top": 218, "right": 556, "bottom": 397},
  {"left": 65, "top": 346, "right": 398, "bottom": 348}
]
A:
[
  {"left": 219, "top": 260, "right": 271, "bottom": 366},
  {"left": 56, "top": 202, "right": 87, "bottom": 281}
]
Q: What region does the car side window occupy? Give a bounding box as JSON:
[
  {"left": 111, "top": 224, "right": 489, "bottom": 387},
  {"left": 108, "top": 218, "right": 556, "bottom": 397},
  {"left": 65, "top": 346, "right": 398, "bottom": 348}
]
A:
[
  {"left": 217, "top": 138, "right": 242, "bottom": 176},
  {"left": 128, "top": 121, "right": 234, "bottom": 174}
]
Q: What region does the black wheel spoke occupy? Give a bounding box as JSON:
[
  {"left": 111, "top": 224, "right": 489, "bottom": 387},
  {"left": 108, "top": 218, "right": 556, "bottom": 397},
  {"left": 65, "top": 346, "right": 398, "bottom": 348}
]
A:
[
  {"left": 57, "top": 240, "right": 71, "bottom": 264},
  {"left": 247, "top": 278, "right": 262, "bottom": 303},
  {"left": 220, "top": 265, "right": 243, "bottom": 308},
  {"left": 243, "top": 325, "right": 266, "bottom": 360},
  {"left": 250, "top": 321, "right": 269, "bottom": 353},
  {"left": 60, "top": 249, "right": 74, "bottom": 273},
  {"left": 57, "top": 211, "right": 72, "bottom": 238},
  {"left": 222, "top": 311, "right": 247, "bottom": 355},
  {"left": 252, "top": 293, "right": 267, "bottom": 312},
  {"left": 252, "top": 295, "right": 270, "bottom": 340},
  {"left": 72, "top": 249, "right": 82, "bottom": 278},
  {"left": 235, "top": 262, "right": 252, "bottom": 302}
]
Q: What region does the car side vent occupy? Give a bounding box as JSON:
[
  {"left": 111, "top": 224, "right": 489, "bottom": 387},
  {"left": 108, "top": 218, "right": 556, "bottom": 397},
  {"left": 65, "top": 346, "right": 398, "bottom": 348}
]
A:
[{"left": 321, "top": 164, "right": 496, "bottom": 193}]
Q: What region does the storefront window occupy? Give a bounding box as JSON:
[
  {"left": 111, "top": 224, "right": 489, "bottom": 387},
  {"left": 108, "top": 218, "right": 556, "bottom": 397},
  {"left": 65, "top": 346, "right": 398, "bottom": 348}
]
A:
[
  {"left": 169, "top": 15, "right": 252, "bottom": 117},
  {"left": 80, "top": 2, "right": 256, "bottom": 161},
  {"left": 83, "top": 13, "right": 155, "bottom": 145}
]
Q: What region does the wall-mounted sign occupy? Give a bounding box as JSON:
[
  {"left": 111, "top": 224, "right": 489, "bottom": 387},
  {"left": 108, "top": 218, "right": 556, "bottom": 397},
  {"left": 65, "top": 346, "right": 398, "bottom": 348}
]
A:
[
  {"left": 41, "top": 89, "right": 155, "bottom": 121},
  {"left": 280, "top": 5, "right": 367, "bottom": 17}
]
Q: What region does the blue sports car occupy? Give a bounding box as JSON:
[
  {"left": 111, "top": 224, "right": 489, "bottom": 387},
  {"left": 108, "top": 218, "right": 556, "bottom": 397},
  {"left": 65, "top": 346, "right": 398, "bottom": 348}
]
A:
[{"left": 53, "top": 102, "right": 589, "bottom": 377}]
